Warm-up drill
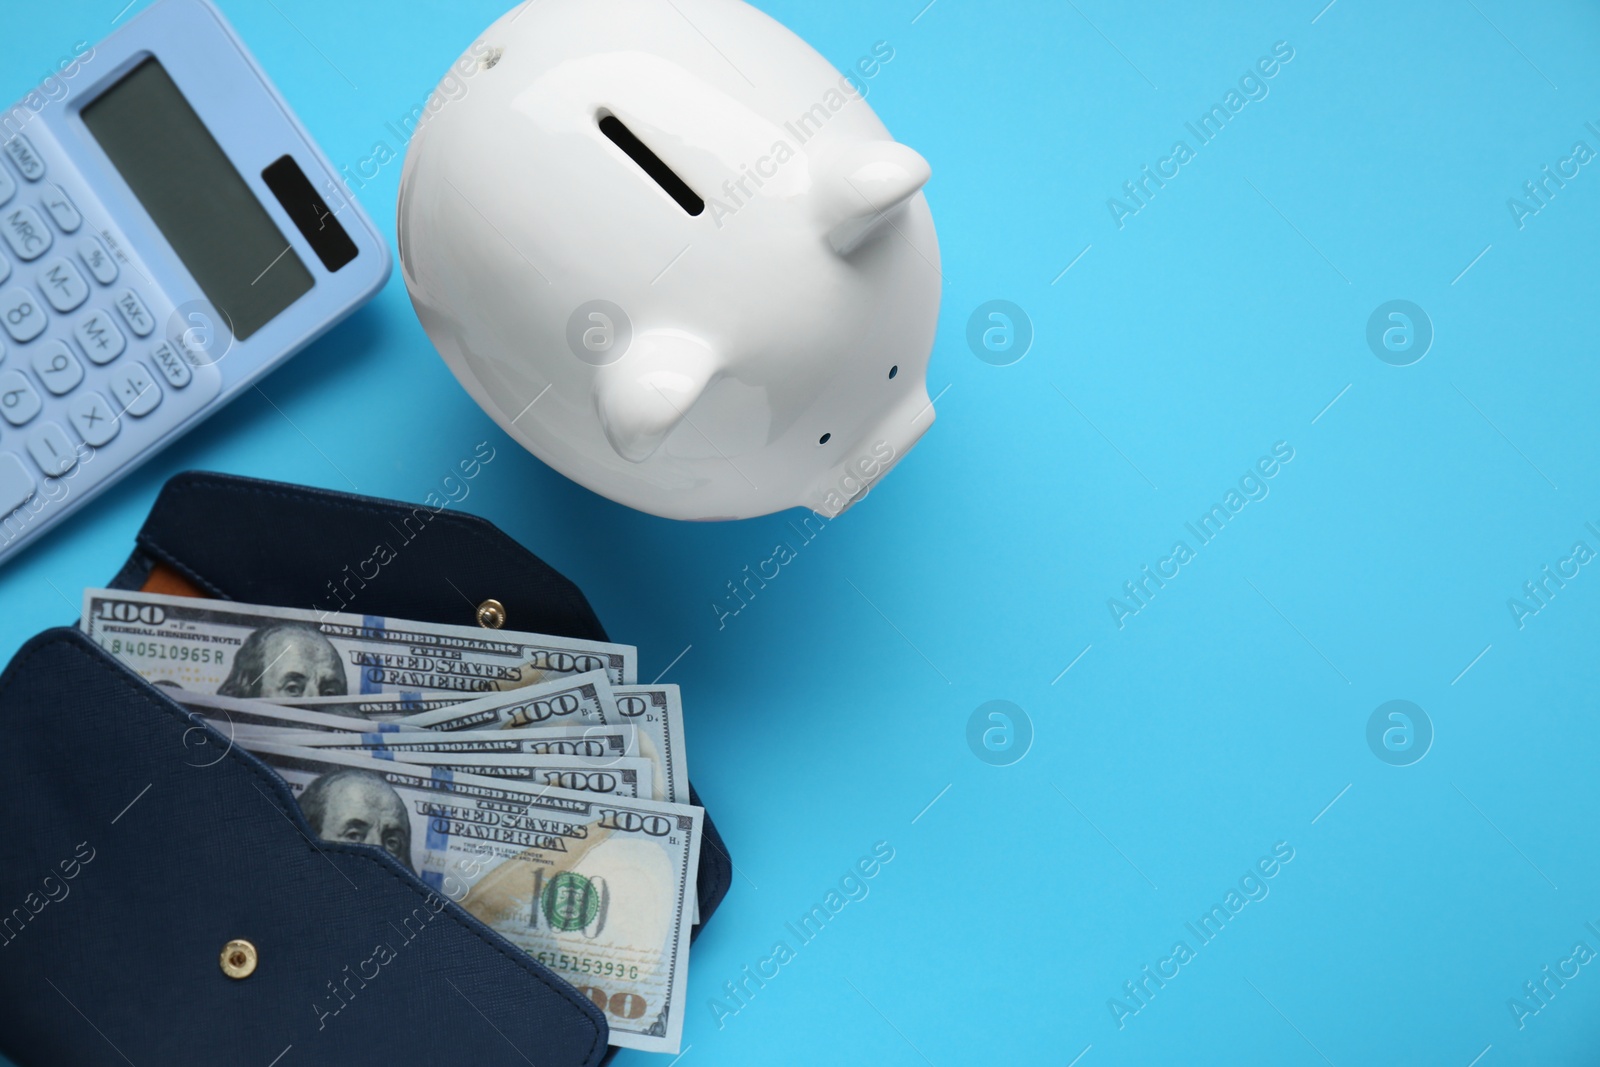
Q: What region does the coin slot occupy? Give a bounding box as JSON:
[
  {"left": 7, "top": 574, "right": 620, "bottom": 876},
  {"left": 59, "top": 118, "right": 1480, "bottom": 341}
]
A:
[{"left": 599, "top": 114, "right": 704, "bottom": 217}]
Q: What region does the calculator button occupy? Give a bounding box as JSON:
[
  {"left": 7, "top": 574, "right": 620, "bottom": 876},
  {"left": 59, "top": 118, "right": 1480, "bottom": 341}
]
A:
[
  {"left": 0, "top": 250, "right": 10, "bottom": 287},
  {"left": 67, "top": 391, "right": 119, "bottom": 446},
  {"left": 73, "top": 310, "right": 125, "bottom": 365},
  {"left": 114, "top": 289, "right": 153, "bottom": 337},
  {"left": 31, "top": 340, "right": 83, "bottom": 396},
  {"left": 42, "top": 187, "right": 81, "bottom": 233},
  {"left": 25, "top": 422, "right": 75, "bottom": 477},
  {"left": 172, "top": 325, "right": 216, "bottom": 368},
  {"left": 37, "top": 257, "right": 88, "bottom": 313},
  {"left": 2, "top": 137, "right": 44, "bottom": 182},
  {"left": 1, "top": 205, "right": 51, "bottom": 262},
  {"left": 0, "top": 451, "right": 34, "bottom": 515},
  {"left": 77, "top": 237, "right": 117, "bottom": 285},
  {"left": 148, "top": 341, "right": 192, "bottom": 389},
  {"left": 0, "top": 288, "right": 46, "bottom": 343},
  {"left": 109, "top": 363, "right": 161, "bottom": 417},
  {"left": 0, "top": 369, "right": 42, "bottom": 426},
  {"left": 0, "top": 165, "right": 14, "bottom": 208}
]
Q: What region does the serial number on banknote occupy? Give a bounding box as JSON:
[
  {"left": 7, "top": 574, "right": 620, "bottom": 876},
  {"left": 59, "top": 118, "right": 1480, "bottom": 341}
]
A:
[
  {"left": 102, "top": 638, "right": 228, "bottom": 665},
  {"left": 536, "top": 953, "right": 642, "bottom": 981}
]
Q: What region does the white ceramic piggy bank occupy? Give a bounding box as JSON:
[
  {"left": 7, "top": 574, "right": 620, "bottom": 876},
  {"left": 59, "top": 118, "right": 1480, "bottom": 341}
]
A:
[{"left": 397, "top": 0, "right": 940, "bottom": 520}]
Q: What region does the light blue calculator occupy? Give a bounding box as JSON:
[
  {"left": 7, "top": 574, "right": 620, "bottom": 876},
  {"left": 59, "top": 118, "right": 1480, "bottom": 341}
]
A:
[{"left": 0, "top": 0, "right": 390, "bottom": 565}]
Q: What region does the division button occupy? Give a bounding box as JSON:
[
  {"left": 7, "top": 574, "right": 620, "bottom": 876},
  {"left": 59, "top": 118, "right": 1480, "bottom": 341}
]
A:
[{"left": 109, "top": 362, "right": 161, "bottom": 417}]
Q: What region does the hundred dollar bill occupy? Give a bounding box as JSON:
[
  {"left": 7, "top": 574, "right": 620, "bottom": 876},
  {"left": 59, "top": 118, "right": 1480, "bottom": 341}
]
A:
[
  {"left": 234, "top": 736, "right": 653, "bottom": 797},
  {"left": 396, "top": 681, "right": 686, "bottom": 806},
  {"left": 610, "top": 687, "right": 693, "bottom": 924},
  {"left": 247, "top": 743, "right": 701, "bottom": 1053},
  {"left": 611, "top": 686, "right": 688, "bottom": 807},
  {"left": 270, "top": 692, "right": 471, "bottom": 721},
  {"left": 392, "top": 670, "right": 618, "bottom": 731},
  {"left": 82, "top": 589, "right": 637, "bottom": 693},
  {"left": 172, "top": 679, "right": 622, "bottom": 740},
  {"left": 170, "top": 690, "right": 432, "bottom": 734},
  {"left": 232, "top": 723, "right": 638, "bottom": 761}
]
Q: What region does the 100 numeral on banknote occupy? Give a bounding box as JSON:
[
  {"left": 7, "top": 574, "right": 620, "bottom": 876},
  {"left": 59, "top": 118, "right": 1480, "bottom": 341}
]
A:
[{"left": 82, "top": 590, "right": 636, "bottom": 695}]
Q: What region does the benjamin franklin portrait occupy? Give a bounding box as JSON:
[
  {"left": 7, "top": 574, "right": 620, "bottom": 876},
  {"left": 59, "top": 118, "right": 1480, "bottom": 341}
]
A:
[
  {"left": 299, "top": 769, "right": 413, "bottom": 873},
  {"left": 218, "top": 623, "right": 347, "bottom": 699}
]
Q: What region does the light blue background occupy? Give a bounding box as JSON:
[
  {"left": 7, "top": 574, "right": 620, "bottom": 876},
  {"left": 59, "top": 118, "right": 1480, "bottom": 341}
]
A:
[{"left": 4, "top": 1, "right": 1600, "bottom": 1064}]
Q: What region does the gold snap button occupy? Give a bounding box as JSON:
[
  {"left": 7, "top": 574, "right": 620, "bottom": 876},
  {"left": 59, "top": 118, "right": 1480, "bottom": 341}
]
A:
[
  {"left": 220, "top": 939, "right": 257, "bottom": 979},
  {"left": 476, "top": 598, "right": 507, "bottom": 630}
]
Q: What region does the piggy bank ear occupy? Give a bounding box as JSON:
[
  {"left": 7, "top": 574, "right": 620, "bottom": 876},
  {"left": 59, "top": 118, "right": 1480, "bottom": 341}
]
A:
[
  {"left": 595, "top": 331, "right": 722, "bottom": 463},
  {"left": 820, "top": 141, "right": 931, "bottom": 256}
]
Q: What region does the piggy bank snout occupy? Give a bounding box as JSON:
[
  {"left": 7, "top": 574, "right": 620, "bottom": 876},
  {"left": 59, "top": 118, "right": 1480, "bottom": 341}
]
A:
[{"left": 806, "top": 389, "right": 935, "bottom": 517}]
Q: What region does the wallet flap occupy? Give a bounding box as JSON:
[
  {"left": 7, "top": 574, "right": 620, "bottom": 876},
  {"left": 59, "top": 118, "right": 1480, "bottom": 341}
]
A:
[
  {"left": 117, "top": 469, "right": 607, "bottom": 640},
  {"left": 0, "top": 628, "right": 608, "bottom": 1067}
]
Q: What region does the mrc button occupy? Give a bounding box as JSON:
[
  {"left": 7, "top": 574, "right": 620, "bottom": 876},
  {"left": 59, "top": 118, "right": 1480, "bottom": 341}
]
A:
[{"left": 2, "top": 205, "right": 51, "bottom": 261}]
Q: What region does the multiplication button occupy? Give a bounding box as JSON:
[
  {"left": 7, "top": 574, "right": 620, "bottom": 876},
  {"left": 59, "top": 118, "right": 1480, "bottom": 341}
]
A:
[
  {"left": 1, "top": 205, "right": 51, "bottom": 261},
  {"left": 73, "top": 309, "right": 125, "bottom": 365},
  {"left": 25, "top": 422, "right": 75, "bottom": 477},
  {"left": 0, "top": 369, "right": 42, "bottom": 426},
  {"left": 149, "top": 341, "right": 191, "bottom": 388},
  {"left": 0, "top": 288, "right": 46, "bottom": 343},
  {"left": 67, "top": 391, "right": 118, "bottom": 447},
  {"left": 38, "top": 257, "right": 88, "bottom": 313},
  {"left": 109, "top": 362, "right": 161, "bottom": 417}
]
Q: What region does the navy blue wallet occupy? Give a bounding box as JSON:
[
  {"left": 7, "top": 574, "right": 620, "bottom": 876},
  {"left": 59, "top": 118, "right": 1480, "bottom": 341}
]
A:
[{"left": 0, "top": 471, "right": 732, "bottom": 1065}]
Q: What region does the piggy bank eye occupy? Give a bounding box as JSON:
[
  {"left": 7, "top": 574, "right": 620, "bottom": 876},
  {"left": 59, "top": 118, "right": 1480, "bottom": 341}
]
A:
[
  {"left": 818, "top": 433, "right": 831, "bottom": 445},
  {"left": 599, "top": 113, "right": 705, "bottom": 217},
  {"left": 888, "top": 365, "right": 898, "bottom": 379}
]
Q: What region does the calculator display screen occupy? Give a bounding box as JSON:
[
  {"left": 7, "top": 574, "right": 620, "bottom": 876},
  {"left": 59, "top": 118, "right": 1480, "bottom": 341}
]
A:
[{"left": 80, "top": 58, "right": 313, "bottom": 341}]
